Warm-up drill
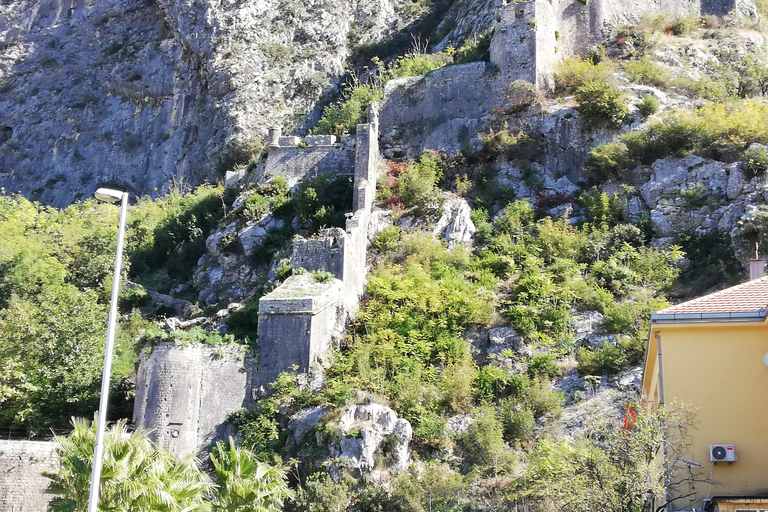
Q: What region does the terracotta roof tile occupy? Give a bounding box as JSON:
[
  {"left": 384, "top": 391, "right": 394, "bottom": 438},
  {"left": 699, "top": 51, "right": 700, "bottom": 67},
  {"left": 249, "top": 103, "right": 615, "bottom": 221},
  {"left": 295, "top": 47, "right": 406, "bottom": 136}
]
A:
[{"left": 657, "top": 276, "right": 768, "bottom": 315}]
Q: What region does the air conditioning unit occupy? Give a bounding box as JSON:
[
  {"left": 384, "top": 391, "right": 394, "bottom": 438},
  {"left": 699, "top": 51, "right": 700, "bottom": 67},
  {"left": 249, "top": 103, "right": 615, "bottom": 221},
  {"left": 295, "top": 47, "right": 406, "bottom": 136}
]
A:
[{"left": 710, "top": 444, "right": 737, "bottom": 462}]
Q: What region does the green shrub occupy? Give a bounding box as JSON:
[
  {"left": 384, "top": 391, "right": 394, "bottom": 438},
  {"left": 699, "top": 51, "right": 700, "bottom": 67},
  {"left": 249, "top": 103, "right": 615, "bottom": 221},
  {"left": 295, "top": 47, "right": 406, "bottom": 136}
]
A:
[
  {"left": 494, "top": 200, "right": 535, "bottom": 235},
  {"left": 680, "top": 74, "right": 734, "bottom": 102},
  {"left": 480, "top": 129, "right": 543, "bottom": 161},
  {"left": 373, "top": 225, "right": 402, "bottom": 253},
  {"left": 524, "top": 378, "right": 564, "bottom": 418},
  {"left": 383, "top": 51, "right": 452, "bottom": 80},
  {"left": 666, "top": 15, "right": 700, "bottom": 36},
  {"left": 225, "top": 298, "right": 260, "bottom": 345},
  {"left": 499, "top": 404, "right": 535, "bottom": 445},
  {"left": 399, "top": 151, "right": 444, "bottom": 215},
  {"left": 457, "top": 406, "right": 507, "bottom": 469},
  {"left": 575, "top": 80, "right": 628, "bottom": 129},
  {"left": 583, "top": 100, "right": 768, "bottom": 182},
  {"left": 527, "top": 353, "right": 562, "bottom": 380},
  {"left": 576, "top": 336, "right": 644, "bottom": 376},
  {"left": 681, "top": 182, "right": 710, "bottom": 210},
  {"left": 412, "top": 412, "right": 449, "bottom": 449},
  {"left": 624, "top": 56, "right": 670, "bottom": 88},
  {"left": 586, "top": 45, "right": 606, "bottom": 65},
  {"left": 602, "top": 302, "right": 636, "bottom": 333},
  {"left": 294, "top": 174, "right": 353, "bottom": 231},
  {"left": 743, "top": 146, "right": 768, "bottom": 179},
  {"left": 452, "top": 31, "right": 493, "bottom": 64},
  {"left": 580, "top": 188, "right": 624, "bottom": 227},
  {"left": 736, "top": 54, "right": 768, "bottom": 97},
  {"left": 475, "top": 366, "right": 511, "bottom": 402},
  {"left": 287, "top": 473, "right": 349, "bottom": 512},
  {"left": 638, "top": 95, "right": 660, "bottom": 117},
  {"left": 312, "top": 83, "right": 382, "bottom": 136},
  {"left": 554, "top": 57, "right": 614, "bottom": 95},
  {"left": 213, "top": 137, "right": 263, "bottom": 177},
  {"left": 582, "top": 141, "right": 638, "bottom": 183},
  {"left": 470, "top": 208, "right": 493, "bottom": 246},
  {"left": 678, "top": 231, "right": 742, "bottom": 296},
  {"left": 312, "top": 270, "right": 334, "bottom": 283},
  {"left": 132, "top": 185, "right": 226, "bottom": 283}
]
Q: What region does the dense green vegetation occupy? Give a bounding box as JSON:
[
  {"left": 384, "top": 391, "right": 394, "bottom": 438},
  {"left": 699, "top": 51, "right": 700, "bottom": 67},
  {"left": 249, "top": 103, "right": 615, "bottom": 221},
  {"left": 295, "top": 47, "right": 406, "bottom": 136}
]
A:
[
  {"left": 0, "top": 173, "right": 355, "bottom": 430},
  {"left": 227, "top": 144, "right": 684, "bottom": 508},
  {"left": 584, "top": 100, "right": 768, "bottom": 182}
]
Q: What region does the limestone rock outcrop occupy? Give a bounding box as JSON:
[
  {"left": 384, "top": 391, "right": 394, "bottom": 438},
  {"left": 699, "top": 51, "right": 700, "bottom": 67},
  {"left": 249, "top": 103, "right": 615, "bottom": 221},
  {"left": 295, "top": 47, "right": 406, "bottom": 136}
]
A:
[
  {"left": 332, "top": 403, "right": 412, "bottom": 478},
  {"left": 0, "top": 0, "right": 417, "bottom": 206}
]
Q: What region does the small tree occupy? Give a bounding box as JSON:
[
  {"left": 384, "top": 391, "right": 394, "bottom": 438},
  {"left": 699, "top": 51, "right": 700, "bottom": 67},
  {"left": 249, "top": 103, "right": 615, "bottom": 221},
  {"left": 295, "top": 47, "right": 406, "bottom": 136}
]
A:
[
  {"left": 575, "top": 80, "right": 628, "bottom": 129},
  {"left": 513, "top": 405, "right": 704, "bottom": 512}
]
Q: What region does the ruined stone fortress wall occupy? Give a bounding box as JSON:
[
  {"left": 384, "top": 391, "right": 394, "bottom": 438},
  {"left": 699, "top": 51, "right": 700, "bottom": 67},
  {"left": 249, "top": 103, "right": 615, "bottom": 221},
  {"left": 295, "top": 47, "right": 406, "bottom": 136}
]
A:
[
  {"left": 381, "top": 0, "right": 756, "bottom": 159},
  {"left": 0, "top": 440, "right": 59, "bottom": 511},
  {"left": 133, "top": 108, "right": 381, "bottom": 455},
  {"left": 256, "top": 105, "right": 381, "bottom": 392}
]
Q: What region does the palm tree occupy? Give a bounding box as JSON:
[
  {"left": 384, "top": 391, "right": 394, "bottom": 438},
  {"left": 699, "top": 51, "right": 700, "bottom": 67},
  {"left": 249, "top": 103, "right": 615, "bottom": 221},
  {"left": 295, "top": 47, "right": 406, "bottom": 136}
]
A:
[
  {"left": 44, "top": 416, "right": 212, "bottom": 512},
  {"left": 209, "top": 436, "right": 292, "bottom": 512}
]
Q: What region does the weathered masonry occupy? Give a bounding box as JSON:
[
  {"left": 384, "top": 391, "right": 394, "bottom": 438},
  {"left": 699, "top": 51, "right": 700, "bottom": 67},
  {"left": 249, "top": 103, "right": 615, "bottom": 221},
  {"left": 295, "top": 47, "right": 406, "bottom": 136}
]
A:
[
  {"left": 0, "top": 440, "right": 59, "bottom": 511},
  {"left": 132, "top": 107, "right": 381, "bottom": 455},
  {"left": 380, "top": 0, "right": 758, "bottom": 158}
]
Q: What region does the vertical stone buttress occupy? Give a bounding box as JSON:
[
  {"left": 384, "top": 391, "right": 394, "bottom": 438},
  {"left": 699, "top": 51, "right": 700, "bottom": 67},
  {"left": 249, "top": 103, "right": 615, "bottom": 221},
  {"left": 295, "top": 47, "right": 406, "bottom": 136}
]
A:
[{"left": 491, "top": 0, "right": 557, "bottom": 91}]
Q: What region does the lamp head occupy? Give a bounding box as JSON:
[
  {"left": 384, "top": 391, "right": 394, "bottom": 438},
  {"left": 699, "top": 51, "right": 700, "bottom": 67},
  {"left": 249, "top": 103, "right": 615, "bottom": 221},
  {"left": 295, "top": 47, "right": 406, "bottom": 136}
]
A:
[{"left": 94, "top": 188, "right": 125, "bottom": 203}]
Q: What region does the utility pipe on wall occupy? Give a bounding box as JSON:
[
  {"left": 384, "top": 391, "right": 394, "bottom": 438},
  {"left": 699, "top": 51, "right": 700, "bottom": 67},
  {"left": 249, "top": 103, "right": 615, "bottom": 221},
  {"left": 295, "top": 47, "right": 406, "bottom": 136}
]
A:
[{"left": 655, "top": 331, "right": 671, "bottom": 512}]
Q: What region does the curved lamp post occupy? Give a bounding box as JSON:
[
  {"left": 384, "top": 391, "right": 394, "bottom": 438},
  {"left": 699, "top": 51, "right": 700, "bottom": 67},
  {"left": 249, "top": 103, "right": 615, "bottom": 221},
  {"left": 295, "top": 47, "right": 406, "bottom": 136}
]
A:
[{"left": 87, "top": 188, "right": 129, "bottom": 512}]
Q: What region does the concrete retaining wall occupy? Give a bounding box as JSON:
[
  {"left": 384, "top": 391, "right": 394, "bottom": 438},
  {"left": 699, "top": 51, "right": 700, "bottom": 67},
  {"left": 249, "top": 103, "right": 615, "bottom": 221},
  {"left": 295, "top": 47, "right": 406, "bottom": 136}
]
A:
[{"left": 0, "top": 440, "right": 59, "bottom": 512}]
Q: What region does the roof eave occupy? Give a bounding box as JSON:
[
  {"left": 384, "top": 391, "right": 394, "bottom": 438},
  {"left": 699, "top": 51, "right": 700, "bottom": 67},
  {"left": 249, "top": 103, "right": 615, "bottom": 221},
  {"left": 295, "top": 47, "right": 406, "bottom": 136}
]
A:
[{"left": 650, "top": 309, "right": 768, "bottom": 323}]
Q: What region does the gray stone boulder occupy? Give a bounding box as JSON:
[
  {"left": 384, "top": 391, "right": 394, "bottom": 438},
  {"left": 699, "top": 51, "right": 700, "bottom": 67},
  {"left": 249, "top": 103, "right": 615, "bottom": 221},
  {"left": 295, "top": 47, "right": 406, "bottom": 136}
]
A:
[
  {"left": 206, "top": 222, "right": 240, "bottom": 262},
  {"left": 445, "top": 414, "right": 474, "bottom": 436},
  {"left": 238, "top": 215, "right": 285, "bottom": 257},
  {"left": 571, "top": 310, "right": 605, "bottom": 341},
  {"left": 433, "top": 197, "right": 476, "bottom": 248},
  {"left": 485, "top": 327, "right": 532, "bottom": 359},
  {"left": 289, "top": 405, "right": 329, "bottom": 443},
  {"left": 333, "top": 403, "right": 412, "bottom": 477}
]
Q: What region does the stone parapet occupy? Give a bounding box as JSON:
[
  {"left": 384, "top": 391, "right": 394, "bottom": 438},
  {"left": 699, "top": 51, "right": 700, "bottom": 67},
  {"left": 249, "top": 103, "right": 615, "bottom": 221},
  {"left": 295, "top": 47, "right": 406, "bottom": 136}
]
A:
[{"left": 305, "top": 135, "right": 337, "bottom": 146}]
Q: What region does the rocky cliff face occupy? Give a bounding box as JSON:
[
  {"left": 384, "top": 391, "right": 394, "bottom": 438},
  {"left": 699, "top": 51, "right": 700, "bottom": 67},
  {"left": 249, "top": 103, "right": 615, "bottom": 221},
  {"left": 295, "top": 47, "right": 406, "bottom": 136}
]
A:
[{"left": 0, "top": 0, "right": 426, "bottom": 206}]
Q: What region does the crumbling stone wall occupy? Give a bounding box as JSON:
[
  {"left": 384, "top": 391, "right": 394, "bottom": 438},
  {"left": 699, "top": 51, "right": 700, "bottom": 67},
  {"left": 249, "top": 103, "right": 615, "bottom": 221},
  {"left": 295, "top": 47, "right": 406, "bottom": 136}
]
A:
[
  {"left": 260, "top": 135, "right": 355, "bottom": 189},
  {"left": 133, "top": 344, "right": 253, "bottom": 455},
  {"left": 133, "top": 108, "right": 381, "bottom": 455},
  {"left": 0, "top": 440, "right": 59, "bottom": 511},
  {"left": 380, "top": 0, "right": 756, "bottom": 159},
  {"left": 256, "top": 105, "right": 381, "bottom": 385}
]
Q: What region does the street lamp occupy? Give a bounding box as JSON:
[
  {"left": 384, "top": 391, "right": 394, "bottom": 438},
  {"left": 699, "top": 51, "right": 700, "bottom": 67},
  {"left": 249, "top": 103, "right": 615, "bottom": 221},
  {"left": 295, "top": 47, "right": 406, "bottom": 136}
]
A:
[{"left": 87, "top": 188, "right": 129, "bottom": 512}]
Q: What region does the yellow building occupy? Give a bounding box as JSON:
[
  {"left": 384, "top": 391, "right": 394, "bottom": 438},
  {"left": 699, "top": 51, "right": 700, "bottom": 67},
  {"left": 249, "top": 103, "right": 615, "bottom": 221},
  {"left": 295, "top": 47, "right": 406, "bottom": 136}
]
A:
[{"left": 643, "top": 276, "right": 768, "bottom": 512}]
